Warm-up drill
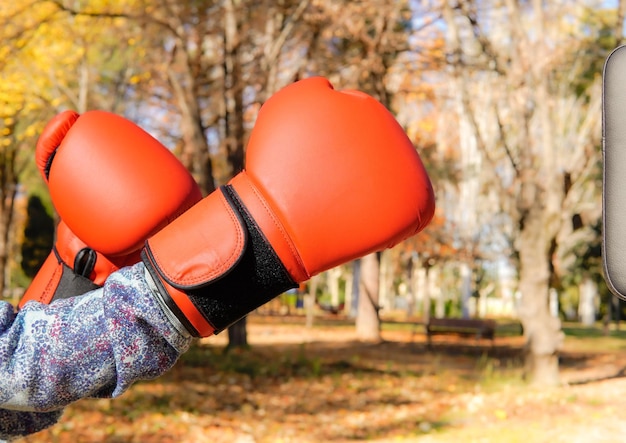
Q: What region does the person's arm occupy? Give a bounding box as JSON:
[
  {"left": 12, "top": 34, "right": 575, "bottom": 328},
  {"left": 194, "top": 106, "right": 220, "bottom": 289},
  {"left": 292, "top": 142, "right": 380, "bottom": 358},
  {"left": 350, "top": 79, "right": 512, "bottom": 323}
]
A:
[
  {"left": 0, "top": 262, "right": 191, "bottom": 438},
  {"left": 0, "top": 409, "right": 63, "bottom": 441}
]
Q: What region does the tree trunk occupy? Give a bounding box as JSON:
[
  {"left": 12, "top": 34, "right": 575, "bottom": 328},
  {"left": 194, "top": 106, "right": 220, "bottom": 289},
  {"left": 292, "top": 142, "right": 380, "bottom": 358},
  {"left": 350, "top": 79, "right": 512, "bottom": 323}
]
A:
[
  {"left": 305, "top": 273, "right": 321, "bottom": 329},
  {"left": 434, "top": 267, "right": 445, "bottom": 319},
  {"left": 226, "top": 317, "right": 248, "bottom": 350},
  {"left": 166, "top": 39, "right": 215, "bottom": 195},
  {"left": 344, "top": 265, "right": 354, "bottom": 318},
  {"left": 223, "top": 0, "right": 249, "bottom": 349},
  {"left": 517, "top": 206, "right": 564, "bottom": 386},
  {"left": 304, "top": 292, "right": 315, "bottom": 329},
  {"left": 578, "top": 276, "right": 597, "bottom": 326},
  {"left": 350, "top": 260, "right": 361, "bottom": 318},
  {"left": 356, "top": 253, "right": 381, "bottom": 342},
  {"left": 0, "top": 176, "right": 17, "bottom": 300},
  {"left": 379, "top": 250, "right": 393, "bottom": 313},
  {"left": 328, "top": 268, "right": 341, "bottom": 309},
  {"left": 460, "top": 262, "right": 471, "bottom": 318},
  {"left": 0, "top": 234, "right": 7, "bottom": 299},
  {"left": 412, "top": 264, "right": 428, "bottom": 321}
]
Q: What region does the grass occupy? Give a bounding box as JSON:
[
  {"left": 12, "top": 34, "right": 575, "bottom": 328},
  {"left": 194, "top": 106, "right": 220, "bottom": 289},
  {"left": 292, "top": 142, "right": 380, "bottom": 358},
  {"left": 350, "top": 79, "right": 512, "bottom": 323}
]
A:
[{"left": 561, "top": 321, "right": 626, "bottom": 352}]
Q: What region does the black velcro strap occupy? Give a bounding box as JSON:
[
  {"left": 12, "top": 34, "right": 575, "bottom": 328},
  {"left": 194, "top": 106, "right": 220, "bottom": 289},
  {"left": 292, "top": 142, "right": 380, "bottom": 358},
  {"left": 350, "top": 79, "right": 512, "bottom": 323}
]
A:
[
  {"left": 54, "top": 263, "right": 101, "bottom": 301},
  {"left": 186, "top": 185, "right": 297, "bottom": 334}
]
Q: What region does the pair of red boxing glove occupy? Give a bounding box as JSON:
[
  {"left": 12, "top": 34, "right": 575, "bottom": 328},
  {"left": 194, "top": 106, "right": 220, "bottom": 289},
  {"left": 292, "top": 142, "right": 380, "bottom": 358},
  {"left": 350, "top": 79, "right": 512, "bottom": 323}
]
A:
[{"left": 19, "top": 77, "right": 436, "bottom": 338}]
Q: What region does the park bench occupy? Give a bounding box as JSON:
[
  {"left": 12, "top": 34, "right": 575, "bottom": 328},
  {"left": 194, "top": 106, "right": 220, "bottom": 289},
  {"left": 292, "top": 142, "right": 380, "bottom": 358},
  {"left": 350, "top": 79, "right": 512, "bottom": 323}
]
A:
[
  {"left": 425, "top": 317, "right": 497, "bottom": 347},
  {"left": 316, "top": 301, "right": 345, "bottom": 315}
]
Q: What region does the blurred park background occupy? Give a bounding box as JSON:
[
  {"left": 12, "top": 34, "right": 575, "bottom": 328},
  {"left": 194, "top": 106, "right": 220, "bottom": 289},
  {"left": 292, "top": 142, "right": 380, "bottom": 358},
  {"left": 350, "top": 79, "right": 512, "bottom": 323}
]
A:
[{"left": 3, "top": 0, "right": 626, "bottom": 441}]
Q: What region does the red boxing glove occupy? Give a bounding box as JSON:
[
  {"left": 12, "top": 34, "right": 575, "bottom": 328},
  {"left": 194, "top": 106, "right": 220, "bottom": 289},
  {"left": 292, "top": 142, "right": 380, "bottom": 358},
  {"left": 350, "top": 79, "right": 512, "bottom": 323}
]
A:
[
  {"left": 142, "top": 77, "right": 435, "bottom": 337},
  {"left": 19, "top": 110, "right": 202, "bottom": 308},
  {"left": 20, "top": 221, "right": 129, "bottom": 307}
]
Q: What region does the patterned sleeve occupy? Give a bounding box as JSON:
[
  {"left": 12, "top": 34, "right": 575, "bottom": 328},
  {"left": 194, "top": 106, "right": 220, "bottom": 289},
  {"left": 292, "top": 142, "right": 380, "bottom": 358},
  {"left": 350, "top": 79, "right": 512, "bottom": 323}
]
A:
[{"left": 0, "top": 263, "right": 192, "bottom": 439}]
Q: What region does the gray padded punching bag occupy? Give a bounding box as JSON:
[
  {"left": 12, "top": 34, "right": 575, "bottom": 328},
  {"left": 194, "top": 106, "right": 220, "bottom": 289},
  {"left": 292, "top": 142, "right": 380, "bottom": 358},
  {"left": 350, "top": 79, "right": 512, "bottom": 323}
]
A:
[{"left": 603, "top": 45, "right": 626, "bottom": 300}]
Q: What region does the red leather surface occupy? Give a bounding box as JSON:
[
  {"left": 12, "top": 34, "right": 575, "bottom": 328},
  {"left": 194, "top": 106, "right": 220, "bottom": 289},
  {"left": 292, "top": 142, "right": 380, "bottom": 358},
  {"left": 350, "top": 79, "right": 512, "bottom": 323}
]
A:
[
  {"left": 146, "top": 189, "right": 246, "bottom": 287},
  {"left": 43, "top": 111, "right": 202, "bottom": 256},
  {"left": 18, "top": 250, "right": 61, "bottom": 308},
  {"left": 239, "top": 77, "right": 435, "bottom": 278},
  {"left": 35, "top": 110, "right": 79, "bottom": 182}
]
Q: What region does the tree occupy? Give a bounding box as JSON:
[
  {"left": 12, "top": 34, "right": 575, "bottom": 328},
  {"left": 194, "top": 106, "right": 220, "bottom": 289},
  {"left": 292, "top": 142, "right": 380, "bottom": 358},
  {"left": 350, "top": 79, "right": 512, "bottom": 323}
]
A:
[
  {"left": 0, "top": 2, "right": 60, "bottom": 296},
  {"left": 0, "top": 1, "right": 166, "bottom": 298},
  {"left": 355, "top": 253, "right": 382, "bottom": 341},
  {"left": 299, "top": 0, "right": 429, "bottom": 341},
  {"left": 439, "top": 0, "right": 608, "bottom": 385}
]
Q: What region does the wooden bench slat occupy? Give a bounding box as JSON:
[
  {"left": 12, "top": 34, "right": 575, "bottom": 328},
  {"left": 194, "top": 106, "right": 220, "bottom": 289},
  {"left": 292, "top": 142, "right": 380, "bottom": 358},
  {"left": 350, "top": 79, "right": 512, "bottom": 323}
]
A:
[{"left": 424, "top": 317, "right": 496, "bottom": 346}]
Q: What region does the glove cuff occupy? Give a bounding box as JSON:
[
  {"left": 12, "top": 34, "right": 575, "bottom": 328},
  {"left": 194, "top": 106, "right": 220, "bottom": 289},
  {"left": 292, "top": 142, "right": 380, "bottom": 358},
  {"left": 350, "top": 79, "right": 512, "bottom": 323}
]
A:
[{"left": 142, "top": 185, "right": 297, "bottom": 337}]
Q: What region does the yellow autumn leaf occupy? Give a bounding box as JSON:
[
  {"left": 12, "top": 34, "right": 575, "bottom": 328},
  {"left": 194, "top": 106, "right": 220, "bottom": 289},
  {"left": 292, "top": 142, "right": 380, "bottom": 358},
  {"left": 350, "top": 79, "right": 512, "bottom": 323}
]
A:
[{"left": 494, "top": 409, "right": 507, "bottom": 420}]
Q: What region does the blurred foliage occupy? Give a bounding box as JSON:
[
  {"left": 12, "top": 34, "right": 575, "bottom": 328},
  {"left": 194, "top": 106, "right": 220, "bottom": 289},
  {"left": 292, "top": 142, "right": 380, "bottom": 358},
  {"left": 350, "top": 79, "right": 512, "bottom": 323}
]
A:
[{"left": 0, "top": 0, "right": 620, "bottom": 331}]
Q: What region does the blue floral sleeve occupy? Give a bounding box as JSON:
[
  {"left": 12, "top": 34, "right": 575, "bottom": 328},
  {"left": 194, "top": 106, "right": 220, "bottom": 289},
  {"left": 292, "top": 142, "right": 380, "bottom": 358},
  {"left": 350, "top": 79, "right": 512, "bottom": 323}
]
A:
[{"left": 0, "top": 263, "right": 192, "bottom": 440}]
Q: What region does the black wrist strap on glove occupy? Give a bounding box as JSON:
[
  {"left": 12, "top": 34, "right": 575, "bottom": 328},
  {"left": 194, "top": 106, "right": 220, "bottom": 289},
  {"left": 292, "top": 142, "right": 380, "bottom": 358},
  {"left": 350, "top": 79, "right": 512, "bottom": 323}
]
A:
[
  {"left": 53, "top": 247, "right": 100, "bottom": 300},
  {"left": 142, "top": 185, "right": 297, "bottom": 335}
]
